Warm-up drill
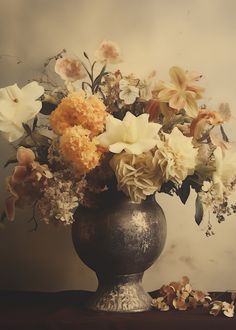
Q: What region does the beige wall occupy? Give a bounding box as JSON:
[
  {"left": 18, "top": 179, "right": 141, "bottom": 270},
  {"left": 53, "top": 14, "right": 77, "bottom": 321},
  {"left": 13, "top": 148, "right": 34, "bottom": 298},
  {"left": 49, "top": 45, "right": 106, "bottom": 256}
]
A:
[{"left": 0, "top": 0, "right": 236, "bottom": 292}]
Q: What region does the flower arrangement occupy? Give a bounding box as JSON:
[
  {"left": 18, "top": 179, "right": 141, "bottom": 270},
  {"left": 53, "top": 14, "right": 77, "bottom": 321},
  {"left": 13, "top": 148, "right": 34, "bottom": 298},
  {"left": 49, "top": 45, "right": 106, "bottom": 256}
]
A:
[{"left": 1, "top": 40, "right": 236, "bottom": 234}]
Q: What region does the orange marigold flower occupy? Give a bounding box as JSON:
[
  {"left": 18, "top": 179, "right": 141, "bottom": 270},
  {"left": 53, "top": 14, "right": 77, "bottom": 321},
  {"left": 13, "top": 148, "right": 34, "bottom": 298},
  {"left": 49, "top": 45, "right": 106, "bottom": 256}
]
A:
[
  {"left": 60, "top": 125, "right": 103, "bottom": 176},
  {"left": 50, "top": 90, "right": 107, "bottom": 136}
]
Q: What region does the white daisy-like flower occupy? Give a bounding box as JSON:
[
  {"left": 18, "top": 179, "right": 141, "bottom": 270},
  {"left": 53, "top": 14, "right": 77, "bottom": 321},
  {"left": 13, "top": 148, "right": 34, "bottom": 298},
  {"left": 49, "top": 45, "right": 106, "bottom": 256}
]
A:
[{"left": 119, "top": 79, "right": 139, "bottom": 105}]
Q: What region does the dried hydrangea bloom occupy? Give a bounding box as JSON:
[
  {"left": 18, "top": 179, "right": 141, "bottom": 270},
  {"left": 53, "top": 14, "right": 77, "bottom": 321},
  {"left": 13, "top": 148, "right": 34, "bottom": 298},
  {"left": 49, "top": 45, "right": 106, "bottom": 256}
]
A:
[
  {"left": 55, "top": 57, "right": 86, "bottom": 82},
  {"left": 37, "top": 171, "right": 86, "bottom": 225},
  {"left": 151, "top": 297, "right": 169, "bottom": 311},
  {"left": 5, "top": 147, "right": 52, "bottom": 221},
  {"left": 210, "top": 300, "right": 234, "bottom": 318},
  {"left": 95, "top": 40, "right": 122, "bottom": 64},
  {"left": 50, "top": 90, "right": 107, "bottom": 136},
  {"left": 60, "top": 125, "right": 103, "bottom": 176},
  {"left": 110, "top": 151, "right": 160, "bottom": 203},
  {"left": 152, "top": 276, "right": 211, "bottom": 312}
]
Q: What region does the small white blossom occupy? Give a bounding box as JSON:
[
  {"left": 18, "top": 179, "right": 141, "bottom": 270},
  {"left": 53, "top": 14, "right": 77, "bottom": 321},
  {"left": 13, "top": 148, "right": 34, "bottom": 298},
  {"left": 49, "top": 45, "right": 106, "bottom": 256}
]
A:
[{"left": 119, "top": 79, "right": 139, "bottom": 105}]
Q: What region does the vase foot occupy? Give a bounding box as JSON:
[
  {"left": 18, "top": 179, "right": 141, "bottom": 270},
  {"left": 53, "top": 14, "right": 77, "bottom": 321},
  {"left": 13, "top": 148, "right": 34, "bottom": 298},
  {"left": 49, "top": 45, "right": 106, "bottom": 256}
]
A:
[{"left": 87, "top": 273, "right": 151, "bottom": 312}]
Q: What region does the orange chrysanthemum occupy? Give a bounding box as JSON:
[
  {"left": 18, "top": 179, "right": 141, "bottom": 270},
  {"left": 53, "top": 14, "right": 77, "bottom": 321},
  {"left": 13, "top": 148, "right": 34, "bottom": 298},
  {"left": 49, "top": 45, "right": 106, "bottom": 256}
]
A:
[
  {"left": 60, "top": 125, "right": 103, "bottom": 176},
  {"left": 50, "top": 90, "right": 107, "bottom": 136}
]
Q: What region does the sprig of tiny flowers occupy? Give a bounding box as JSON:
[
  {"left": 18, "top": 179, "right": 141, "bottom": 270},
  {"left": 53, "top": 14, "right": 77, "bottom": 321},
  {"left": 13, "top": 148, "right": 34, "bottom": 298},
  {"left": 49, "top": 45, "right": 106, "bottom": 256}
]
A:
[{"left": 151, "top": 276, "right": 236, "bottom": 318}]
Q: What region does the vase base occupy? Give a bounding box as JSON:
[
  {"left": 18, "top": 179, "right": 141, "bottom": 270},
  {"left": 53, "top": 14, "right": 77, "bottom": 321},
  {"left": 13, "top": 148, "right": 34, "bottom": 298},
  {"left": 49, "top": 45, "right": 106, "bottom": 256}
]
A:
[{"left": 86, "top": 273, "right": 151, "bottom": 312}]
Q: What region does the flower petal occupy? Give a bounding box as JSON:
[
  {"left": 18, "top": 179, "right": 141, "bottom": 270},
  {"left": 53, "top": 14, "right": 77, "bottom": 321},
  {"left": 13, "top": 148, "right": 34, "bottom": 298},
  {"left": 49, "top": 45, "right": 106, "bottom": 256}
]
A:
[
  {"left": 17, "top": 147, "right": 35, "bottom": 165},
  {"left": 169, "top": 66, "right": 187, "bottom": 89},
  {"left": 5, "top": 196, "right": 17, "bottom": 221},
  {"left": 22, "top": 81, "right": 44, "bottom": 100}
]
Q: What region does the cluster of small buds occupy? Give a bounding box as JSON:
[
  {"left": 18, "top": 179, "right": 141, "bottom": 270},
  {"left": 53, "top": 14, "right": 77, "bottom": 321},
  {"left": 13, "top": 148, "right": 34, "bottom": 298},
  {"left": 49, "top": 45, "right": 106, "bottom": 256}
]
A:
[{"left": 213, "top": 199, "right": 236, "bottom": 224}]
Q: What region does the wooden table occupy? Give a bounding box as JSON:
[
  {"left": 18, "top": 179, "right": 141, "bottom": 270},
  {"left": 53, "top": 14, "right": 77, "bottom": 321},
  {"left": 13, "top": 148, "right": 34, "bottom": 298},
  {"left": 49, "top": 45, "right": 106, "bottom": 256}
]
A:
[{"left": 0, "top": 290, "right": 235, "bottom": 330}]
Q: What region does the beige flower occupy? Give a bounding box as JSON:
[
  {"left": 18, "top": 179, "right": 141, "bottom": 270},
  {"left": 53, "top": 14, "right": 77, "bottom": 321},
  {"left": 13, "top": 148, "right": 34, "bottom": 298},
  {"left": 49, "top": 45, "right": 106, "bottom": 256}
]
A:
[
  {"left": 110, "top": 152, "right": 159, "bottom": 203},
  {"left": 151, "top": 297, "right": 170, "bottom": 311},
  {"left": 210, "top": 301, "right": 235, "bottom": 317},
  {"left": 153, "top": 128, "right": 197, "bottom": 186},
  {"left": 55, "top": 58, "right": 86, "bottom": 82},
  {"left": 37, "top": 171, "right": 80, "bottom": 225},
  {"left": 153, "top": 66, "right": 204, "bottom": 118},
  {"left": 212, "top": 147, "right": 236, "bottom": 200},
  {"left": 95, "top": 40, "right": 122, "bottom": 64},
  {"left": 5, "top": 147, "right": 52, "bottom": 221}
]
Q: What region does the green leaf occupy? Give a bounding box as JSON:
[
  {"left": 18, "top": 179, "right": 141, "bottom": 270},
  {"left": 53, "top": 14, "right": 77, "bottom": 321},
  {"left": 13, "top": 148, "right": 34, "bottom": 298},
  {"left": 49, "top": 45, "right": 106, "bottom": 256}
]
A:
[
  {"left": 40, "top": 102, "right": 57, "bottom": 115},
  {"left": 220, "top": 125, "right": 229, "bottom": 142},
  {"left": 4, "top": 156, "right": 17, "bottom": 168},
  {"left": 195, "top": 194, "right": 204, "bottom": 225},
  {"left": 82, "top": 81, "right": 92, "bottom": 91},
  {"left": 22, "top": 123, "right": 32, "bottom": 136},
  {"left": 32, "top": 116, "right": 38, "bottom": 131},
  {"left": 93, "top": 65, "right": 107, "bottom": 86},
  {"left": 91, "top": 61, "right": 97, "bottom": 73},
  {"left": 177, "top": 180, "right": 191, "bottom": 204},
  {"left": 83, "top": 52, "right": 89, "bottom": 60}
]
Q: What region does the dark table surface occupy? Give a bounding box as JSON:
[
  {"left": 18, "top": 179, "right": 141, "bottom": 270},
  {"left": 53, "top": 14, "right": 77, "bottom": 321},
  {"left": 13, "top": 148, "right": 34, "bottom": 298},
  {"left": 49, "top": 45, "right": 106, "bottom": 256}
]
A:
[{"left": 0, "top": 290, "right": 235, "bottom": 330}]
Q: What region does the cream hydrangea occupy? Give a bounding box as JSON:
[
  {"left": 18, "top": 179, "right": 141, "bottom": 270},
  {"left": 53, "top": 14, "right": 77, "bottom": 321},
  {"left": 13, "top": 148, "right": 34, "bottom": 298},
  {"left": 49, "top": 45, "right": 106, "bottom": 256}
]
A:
[
  {"left": 212, "top": 147, "right": 236, "bottom": 200},
  {"left": 110, "top": 151, "right": 160, "bottom": 203},
  {"left": 153, "top": 127, "right": 197, "bottom": 185},
  {"left": 96, "top": 112, "right": 161, "bottom": 155}
]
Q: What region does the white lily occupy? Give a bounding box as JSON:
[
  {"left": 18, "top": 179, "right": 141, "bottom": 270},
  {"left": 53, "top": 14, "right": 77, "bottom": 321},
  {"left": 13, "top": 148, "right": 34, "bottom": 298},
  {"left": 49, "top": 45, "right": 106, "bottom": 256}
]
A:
[
  {"left": 0, "top": 81, "right": 44, "bottom": 142},
  {"left": 96, "top": 111, "right": 161, "bottom": 155}
]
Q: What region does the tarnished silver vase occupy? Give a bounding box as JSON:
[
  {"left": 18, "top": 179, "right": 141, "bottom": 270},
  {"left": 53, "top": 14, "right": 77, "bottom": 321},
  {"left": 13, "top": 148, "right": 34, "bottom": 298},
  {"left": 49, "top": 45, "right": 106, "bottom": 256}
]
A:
[{"left": 72, "top": 193, "right": 167, "bottom": 312}]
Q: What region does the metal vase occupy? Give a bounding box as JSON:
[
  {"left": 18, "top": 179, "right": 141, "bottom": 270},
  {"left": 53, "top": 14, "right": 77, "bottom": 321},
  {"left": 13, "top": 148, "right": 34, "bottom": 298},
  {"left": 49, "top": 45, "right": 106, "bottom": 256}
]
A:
[{"left": 72, "top": 193, "right": 167, "bottom": 312}]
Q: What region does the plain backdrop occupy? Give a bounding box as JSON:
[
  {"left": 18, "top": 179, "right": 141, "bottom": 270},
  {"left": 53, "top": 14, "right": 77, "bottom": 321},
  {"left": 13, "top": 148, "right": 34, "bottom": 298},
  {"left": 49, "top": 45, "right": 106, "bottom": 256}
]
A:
[{"left": 0, "top": 0, "right": 236, "bottom": 292}]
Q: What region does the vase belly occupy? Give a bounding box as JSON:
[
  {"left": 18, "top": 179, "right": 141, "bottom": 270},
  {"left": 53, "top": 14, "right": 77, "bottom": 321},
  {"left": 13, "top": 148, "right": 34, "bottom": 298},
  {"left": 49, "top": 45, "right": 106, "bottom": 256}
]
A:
[{"left": 72, "top": 193, "right": 167, "bottom": 312}]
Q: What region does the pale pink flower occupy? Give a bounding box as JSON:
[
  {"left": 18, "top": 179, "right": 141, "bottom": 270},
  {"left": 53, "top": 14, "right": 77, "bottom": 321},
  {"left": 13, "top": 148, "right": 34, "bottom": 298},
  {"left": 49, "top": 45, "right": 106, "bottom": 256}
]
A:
[
  {"left": 153, "top": 66, "right": 204, "bottom": 118},
  {"left": 95, "top": 40, "right": 122, "bottom": 64},
  {"left": 55, "top": 58, "right": 86, "bottom": 82}
]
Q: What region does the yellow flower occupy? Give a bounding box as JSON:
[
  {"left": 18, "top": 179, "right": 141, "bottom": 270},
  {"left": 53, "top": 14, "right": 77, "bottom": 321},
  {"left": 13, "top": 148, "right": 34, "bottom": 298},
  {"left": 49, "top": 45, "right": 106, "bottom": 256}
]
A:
[
  {"left": 50, "top": 90, "right": 107, "bottom": 136},
  {"left": 153, "top": 66, "right": 204, "bottom": 118},
  {"left": 60, "top": 125, "right": 103, "bottom": 176}
]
